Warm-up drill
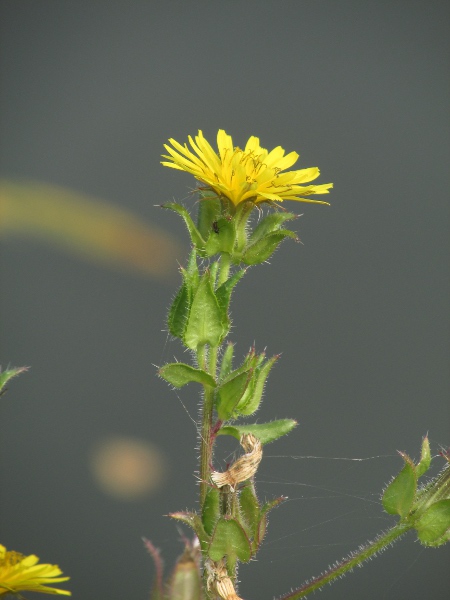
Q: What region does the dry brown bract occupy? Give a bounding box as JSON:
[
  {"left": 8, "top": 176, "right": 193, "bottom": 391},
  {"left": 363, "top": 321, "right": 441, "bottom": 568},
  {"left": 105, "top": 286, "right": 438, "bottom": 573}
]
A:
[
  {"left": 211, "top": 434, "right": 262, "bottom": 490},
  {"left": 206, "top": 560, "right": 243, "bottom": 600}
]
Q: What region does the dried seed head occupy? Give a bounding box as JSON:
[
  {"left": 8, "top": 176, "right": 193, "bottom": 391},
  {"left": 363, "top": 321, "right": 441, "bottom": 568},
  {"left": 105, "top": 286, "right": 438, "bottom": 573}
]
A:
[
  {"left": 206, "top": 560, "right": 244, "bottom": 600},
  {"left": 211, "top": 434, "right": 262, "bottom": 490}
]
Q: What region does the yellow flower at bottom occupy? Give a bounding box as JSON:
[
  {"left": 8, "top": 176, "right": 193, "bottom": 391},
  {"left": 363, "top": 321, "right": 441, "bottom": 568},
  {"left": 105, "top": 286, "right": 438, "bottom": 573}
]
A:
[
  {"left": 162, "top": 129, "right": 333, "bottom": 207},
  {"left": 0, "top": 544, "right": 71, "bottom": 596}
]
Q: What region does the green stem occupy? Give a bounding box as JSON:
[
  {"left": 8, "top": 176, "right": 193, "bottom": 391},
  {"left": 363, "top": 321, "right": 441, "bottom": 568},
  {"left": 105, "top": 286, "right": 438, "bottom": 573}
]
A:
[
  {"left": 198, "top": 253, "right": 232, "bottom": 595},
  {"left": 198, "top": 345, "right": 213, "bottom": 506},
  {"left": 278, "top": 522, "right": 413, "bottom": 599}
]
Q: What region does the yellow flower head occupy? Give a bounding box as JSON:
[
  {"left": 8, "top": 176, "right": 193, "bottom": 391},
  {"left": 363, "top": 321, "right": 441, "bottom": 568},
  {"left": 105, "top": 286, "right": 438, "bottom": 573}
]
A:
[
  {"left": 0, "top": 544, "right": 71, "bottom": 596},
  {"left": 162, "top": 129, "right": 333, "bottom": 207}
]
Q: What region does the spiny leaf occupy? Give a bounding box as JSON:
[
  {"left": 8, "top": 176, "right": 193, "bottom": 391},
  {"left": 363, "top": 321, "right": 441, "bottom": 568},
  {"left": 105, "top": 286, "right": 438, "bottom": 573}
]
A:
[
  {"left": 202, "top": 487, "right": 221, "bottom": 536},
  {"left": 382, "top": 462, "right": 416, "bottom": 518},
  {"left": 184, "top": 271, "right": 223, "bottom": 350},
  {"left": 219, "top": 343, "right": 234, "bottom": 382},
  {"left": 218, "top": 419, "right": 297, "bottom": 445},
  {"left": 416, "top": 435, "right": 431, "bottom": 478},
  {"left": 162, "top": 202, "right": 206, "bottom": 249},
  {"left": 415, "top": 499, "right": 450, "bottom": 546},
  {"left": 216, "top": 370, "right": 252, "bottom": 421},
  {"left": 168, "top": 512, "right": 210, "bottom": 552},
  {"left": 0, "top": 367, "right": 28, "bottom": 394},
  {"left": 241, "top": 230, "right": 297, "bottom": 265},
  {"left": 236, "top": 355, "right": 279, "bottom": 416},
  {"left": 248, "top": 212, "right": 297, "bottom": 245},
  {"left": 159, "top": 363, "right": 216, "bottom": 389},
  {"left": 208, "top": 517, "right": 251, "bottom": 563}
]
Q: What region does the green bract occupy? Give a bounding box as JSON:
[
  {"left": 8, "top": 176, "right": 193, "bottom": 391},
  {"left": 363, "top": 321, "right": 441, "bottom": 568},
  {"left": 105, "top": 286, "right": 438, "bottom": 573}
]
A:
[
  {"left": 0, "top": 366, "right": 28, "bottom": 395},
  {"left": 218, "top": 419, "right": 298, "bottom": 445},
  {"left": 380, "top": 437, "right": 450, "bottom": 549},
  {"left": 162, "top": 196, "right": 299, "bottom": 265}
]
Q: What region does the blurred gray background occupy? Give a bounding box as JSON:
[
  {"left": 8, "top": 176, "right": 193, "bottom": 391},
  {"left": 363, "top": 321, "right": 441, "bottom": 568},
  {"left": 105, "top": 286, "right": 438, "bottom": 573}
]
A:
[{"left": 1, "top": 1, "right": 449, "bottom": 599}]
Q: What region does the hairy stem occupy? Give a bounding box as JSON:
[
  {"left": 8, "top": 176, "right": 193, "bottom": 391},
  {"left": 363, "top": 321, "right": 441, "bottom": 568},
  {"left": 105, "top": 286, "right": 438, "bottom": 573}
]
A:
[
  {"left": 198, "top": 345, "right": 214, "bottom": 506},
  {"left": 278, "top": 521, "right": 413, "bottom": 599}
]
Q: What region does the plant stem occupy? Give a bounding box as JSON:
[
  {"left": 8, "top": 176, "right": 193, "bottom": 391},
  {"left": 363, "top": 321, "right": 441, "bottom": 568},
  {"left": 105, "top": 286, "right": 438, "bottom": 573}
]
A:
[
  {"left": 197, "top": 345, "right": 213, "bottom": 507},
  {"left": 199, "top": 255, "right": 231, "bottom": 505},
  {"left": 278, "top": 521, "right": 413, "bottom": 599}
]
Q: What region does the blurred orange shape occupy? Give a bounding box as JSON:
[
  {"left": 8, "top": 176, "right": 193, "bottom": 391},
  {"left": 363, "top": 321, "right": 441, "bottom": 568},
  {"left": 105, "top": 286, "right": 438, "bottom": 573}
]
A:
[
  {"left": 0, "top": 180, "right": 183, "bottom": 279},
  {"left": 90, "top": 436, "right": 168, "bottom": 500}
]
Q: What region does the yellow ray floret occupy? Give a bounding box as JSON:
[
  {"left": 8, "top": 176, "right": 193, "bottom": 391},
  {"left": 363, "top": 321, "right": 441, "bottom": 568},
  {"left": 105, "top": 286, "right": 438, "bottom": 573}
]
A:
[
  {"left": 162, "top": 129, "right": 333, "bottom": 207},
  {"left": 0, "top": 544, "right": 71, "bottom": 596}
]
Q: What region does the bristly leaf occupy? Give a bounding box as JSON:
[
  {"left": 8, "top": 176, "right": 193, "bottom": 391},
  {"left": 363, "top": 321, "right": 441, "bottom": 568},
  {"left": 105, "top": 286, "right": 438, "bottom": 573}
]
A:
[
  {"left": 241, "top": 230, "right": 297, "bottom": 265},
  {"left": 166, "top": 543, "right": 202, "bottom": 600},
  {"left": 416, "top": 435, "right": 431, "bottom": 478},
  {"left": 167, "top": 282, "right": 190, "bottom": 339},
  {"left": 204, "top": 217, "right": 236, "bottom": 256},
  {"left": 162, "top": 202, "right": 206, "bottom": 249},
  {"left": 248, "top": 212, "right": 297, "bottom": 245},
  {"left": 143, "top": 538, "right": 164, "bottom": 600},
  {"left": 382, "top": 461, "right": 417, "bottom": 518},
  {"left": 235, "top": 355, "right": 278, "bottom": 416},
  {"left": 415, "top": 499, "right": 450, "bottom": 546},
  {"left": 216, "top": 370, "right": 252, "bottom": 421},
  {"left": 255, "top": 496, "right": 287, "bottom": 549},
  {"left": 219, "top": 343, "right": 234, "bottom": 382},
  {"left": 196, "top": 193, "right": 222, "bottom": 241},
  {"left": 159, "top": 363, "right": 216, "bottom": 389},
  {"left": 239, "top": 481, "right": 260, "bottom": 540},
  {"left": 208, "top": 517, "right": 252, "bottom": 564},
  {"left": 202, "top": 487, "right": 221, "bottom": 536},
  {"left": 215, "top": 268, "right": 247, "bottom": 334},
  {"left": 167, "top": 249, "right": 198, "bottom": 340},
  {"left": 184, "top": 271, "right": 224, "bottom": 350},
  {"left": 218, "top": 419, "right": 298, "bottom": 445},
  {"left": 168, "top": 512, "right": 210, "bottom": 552},
  {"left": 0, "top": 366, "right": 28, "bottom": 395}
]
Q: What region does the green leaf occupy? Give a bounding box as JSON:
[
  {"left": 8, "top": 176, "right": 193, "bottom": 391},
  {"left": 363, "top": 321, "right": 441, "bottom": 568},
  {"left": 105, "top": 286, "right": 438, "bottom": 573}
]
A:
[
  {"left": 248, "top": 212, "right": 297, "bottom": 245},
  {"left": 169, "top": 512, "right": 210, "bottom": 552},
  {"left": 159, "top": 363, "right": 216, "bottom": 388},
  {"left": 167, "top": 550, "right": 202, "bottom": 600},
  {"left": 421, "top": 529, "right": 450, "bottom": 547},
  {"left": 183, "top": 248, "right": 200, "bottom": 289},
  {"left": 255, "top": 496, "right": 287, "bottom": 549},
  {"left": 236, "top": 355, "right": 278, "bottom": 416},
  {"left": 209, "top": 259, "right": 220, "bottom": 287},
  {"left": 219, "top": 343, "right": 234, "bottom": 382},
  {"left": 0, "top": 367, "right": 28, "bottom": 394},
  {"left": 382, "top": 462, "right": 417, "bottom": 518},
  {"left": 220, "top": 348, "right": 258, "bottom": 385},
  {"left": 162, "top": 203, "right": 206, "bottom": 249},
  {"left": 217, "top": 419, "right": 298, "bottom": 445},
  {"left": 416, "top": 499, "right": 450, "bottom": 546},
  {"left": 184, "top": 271, "right": 224, "bottom": 350},
  {"left": 208, "top": 517, "right": 252, "bottom": 563},
  {"left": 197, "top": 194, "right": 222, "bottom": 242},
  {"left": 241, "top": 230, "right": 297, "bottom": 265},
  {"left": 239, "top": 481, "right": 260, "bottom": 539},
  {"left": 215, "top": 268, "right": 247, "bottom": 333},
  {"left": 167, "top": 283, "right": 190, "bottom": 339},
  {"left": 167, "top": 250, "right": 198, "bottom": 340},
  {"left": 416, "top": 435, "right": 431, "bottom": 478},
  {"left": 202, "top": 487, "right": 221, "bottom": 536},
  {"left": 216, "top": 370, "right": 251, "bottom": 421},
  {"left": 205, "top": 217, "right": 236, "bottom": 256}
]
